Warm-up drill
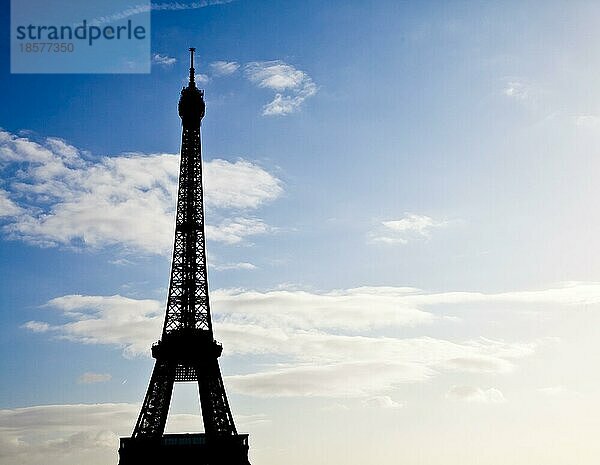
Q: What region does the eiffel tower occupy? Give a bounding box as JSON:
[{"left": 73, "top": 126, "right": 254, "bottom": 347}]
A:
[{"left": 118, "top": 48, "right": 250, "bottom": 465}]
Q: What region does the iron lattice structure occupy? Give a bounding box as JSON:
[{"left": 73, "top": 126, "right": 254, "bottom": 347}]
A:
[{"left": 118, "top": 49, "right": 250, "bottom": 465}]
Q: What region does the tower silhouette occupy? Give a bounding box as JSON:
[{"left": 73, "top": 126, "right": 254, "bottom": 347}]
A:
[{"left": 118, "top": 48, "right": 250, "bottom": 465}]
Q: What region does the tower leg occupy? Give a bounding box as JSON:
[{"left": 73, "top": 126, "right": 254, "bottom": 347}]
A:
[
  {"left": 197, "top": 360, "right": 237, "bottom": 438},
  {"left": 132, "top": 359, "right": 176, "bottom": 438}
]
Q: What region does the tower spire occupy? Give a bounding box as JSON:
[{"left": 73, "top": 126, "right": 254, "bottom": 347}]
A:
[{"left": 189, "top": 47, "right": 196, "bottom": 87}]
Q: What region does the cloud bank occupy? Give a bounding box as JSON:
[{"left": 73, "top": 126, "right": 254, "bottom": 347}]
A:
[
  {"left": 28, "top": 281, "right": 593, "bottom": 397},
  {"left": 0, "top": 402, "right": 265, "bottom": 465}
]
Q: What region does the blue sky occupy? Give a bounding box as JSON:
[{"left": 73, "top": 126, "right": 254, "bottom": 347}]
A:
[{"left": 3, "top": 1, "right": 600, "bottom": 464}]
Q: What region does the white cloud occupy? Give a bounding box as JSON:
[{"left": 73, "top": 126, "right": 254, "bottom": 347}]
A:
[
  {"left": 26, "top": 294, "right": 164, "bottom": 357},
  {"left": 245, "top": 62, "right": 307, "bottom": 91},
  {"left": 203, "top": 159, "right": 282, "bottom": 209},
  {"left": 382, "top": 215, "right": 443, "bottom": 235},
  {"left": 0, "top": 189, "right": 22, "bottom": 217},
  {"left": 574, "top": 115, "right": 600, "bottom": 128},
  {"left": 90, "top": 1, "right": 234, "bottom": 25},
  {"left": 212, "top": 262, "right": 257, "bottom": 271},
  {"left": 503, "top": 79, "right": 529, "bottom": 100},
  {"left": 210, "top": 61, "right": 240, "bottom": 76},
  {"left": 370, "top": 213, "right": 447, "bottom": 244},
  {"left": 77, "top": 372, "right": 112, "bottom": 384},
  {"left": 446, "top": 385, "right": 506, "bottom": 403},
  {"left": 0, "top": 130, "right": 282, "bottom": 254},
  {"left": 0, "top": 402, "right": 263, "bottom": 465},
  {"left": 536, "top": 385, "right": 582, "bottom": 398},
  {"left": 402, "top": 281, "right": 600, "bottom": 307},
  {"left": 152, "top": 53, "right": 177, "bottom": 67},
  {"left": 442, "top": 356, "right": 513, "bottom": 374},
  {"left": 227, "top": 361, "right": 431, "bottom": 397},
  {"left": 206, "top": 217, "right": 274, "bottom": 244},
  {"left": 361, "top": 395, "right": 404, "bottom": 409},
  {"left": 262, "top": 94, "right": 305, "bottom": 117},
  {"left": 44, "top": 138, "right": 79, "bottom": 160},
  {"left": 212, "top": 286, "right": 434, "bottom": 331},
  {"left": 22, "top": 321, "right": 50, "bottom": 333},
  {"left": 245, "top": 61, "right": 317, "bottom": 116},
  {"left": 537, "top": 385, "right": 566, "bottom": 396},
  {"left": 218, "top": 323, "right": 534, "bottom": 368},
  {"left": 221, "top": 331, "right": 533, "bottom": 397},
  {"left": 151, "top": 1, "right": 234, "bottom": 12},
  {"left": 196, "top": 74, "right": 210, "bottom": 84}
]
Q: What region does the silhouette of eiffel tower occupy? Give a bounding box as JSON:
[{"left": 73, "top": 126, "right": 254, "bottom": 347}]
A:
[{"left": 118, "top": 48, "right": 250, "bottom": 465}]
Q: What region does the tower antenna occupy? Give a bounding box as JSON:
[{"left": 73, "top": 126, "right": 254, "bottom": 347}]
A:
[{"left": 189, "top": 47, "right": 196, "bottom": 86}]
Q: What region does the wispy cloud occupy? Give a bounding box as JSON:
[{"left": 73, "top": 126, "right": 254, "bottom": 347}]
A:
[
  {"left": 245, "top": 61, "right": 317, "bottom": 116},
  {"left": 369, "top": 213, "right": 447, "bottom": 244},
  {"left": 77, "top": 372, "right": 112, "bottom": 384},
  {"left": 537, "top": 385, "right": 567, "bottom": 396},
  {"left": 24, "top": 287, "right": 434, "bottom": 357},
  {"left": 0, "top": 130, "right": 282, "bottom": 254},
  {"left": 502, "top": 78, "right": 530, "bottom": 100},
  {"left": 446, "top": 385, "right": 506, "bottom": 403},
  {"left": 536, "top": 385, "right": 581, "bottom": 398},
  {"left": 210, "top": 60, "right": 240, "bottom": 76},
  {"left": 574, "top": 114, "right": 600, "bottom": 128},
  {"left": 24, "top": 282, "right": 571, "bottom": 397},
  {"left": 152, "top": 53, "right": 177, "bottom": 67},
  {"left": 212, "top": 286, "right": 435, "bottom": 331},
  {"left": 29, "top": 295, "right": 163, "bottom": 356},
  {"left": 27, "top": 280, "right": 600, "bottom": 396},
  {"left": 90, "top": 1, "right": 234, "bottom": 26},
  {"left": 206, "top": 217, "right": 274, "bottom": 244},
  {"left": 151, "top": 1, "right": 234, "bottom": 11},
  {"left": 212, "top": 262, "right": 257, "bottom": 271},
  {"left": 22, "top": 321, "right": 50, "bottom": 333},
  {"left": 0, "top": 189, "right": 22, "bottom": 217},
  {"left": 196, "top": 73, "right": 210, "bottom": 85},
  {"left": 226, "top": 361, "right": 432, "bottom": 397},
  {"left": 361, "top": 395, "right": 404, "bottom": 409}
]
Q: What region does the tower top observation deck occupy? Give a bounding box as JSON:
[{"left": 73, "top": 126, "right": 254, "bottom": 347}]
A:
[{"left": 179, "top": 48, "right": 205, "bottom": 122}]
